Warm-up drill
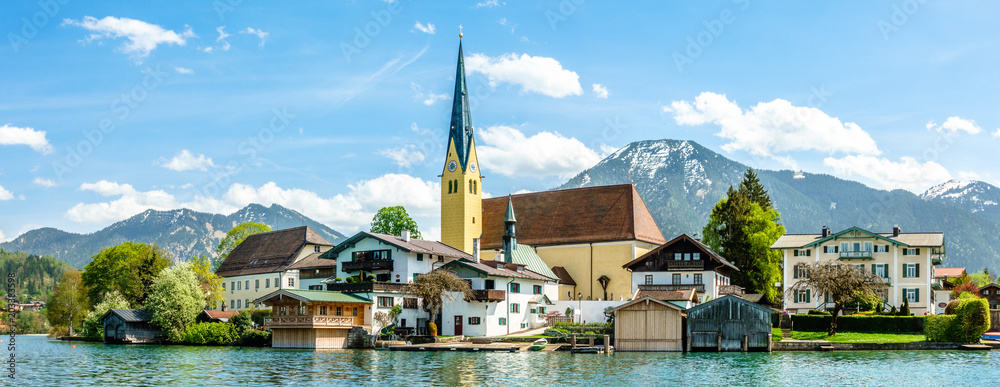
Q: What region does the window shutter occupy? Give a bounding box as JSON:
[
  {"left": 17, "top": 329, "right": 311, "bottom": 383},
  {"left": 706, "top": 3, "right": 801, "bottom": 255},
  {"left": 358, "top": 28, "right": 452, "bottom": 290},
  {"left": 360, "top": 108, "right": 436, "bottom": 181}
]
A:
[
  {"left": 871, "top": 265, "right": 876, "bottom": 275},
  {"left": 916, "top": 248, "right": 921, "bottom": 255},
  {"left": 807, "top": 250, "right": 811, "bottom": 257},
  {"left": 835, "top": 246, "right": 839, "bottom": 253},
  {"left": 915, "top": 288, "right": 920, "bottom": 303},
  {"left": 793, "top": 267, "right": 799, "bottom": 279},
  {"left": 915, "top": 263, "right": 920, "bottom": 277},
  {"left": 806, "top": 289, "right": 811, "bottom": 303},
  {"left": 902, "top": 264, "right": 907, "bottom": 278}
]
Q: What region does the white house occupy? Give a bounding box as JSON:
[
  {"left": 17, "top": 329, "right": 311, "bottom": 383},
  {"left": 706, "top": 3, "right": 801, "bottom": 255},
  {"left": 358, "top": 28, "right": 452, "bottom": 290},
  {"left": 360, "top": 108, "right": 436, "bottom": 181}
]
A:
[
  {"left": 622, "top": 234, "right": 739, "bottom": 303},
  {"left": 772, "top": 226, "right": 946, "bottom": 315},
  {"left": 215, "top": 226, "right": 335, "bottom": 311},
  {"left": 318, "top": 230, "right": 472, "bottom": 335}
]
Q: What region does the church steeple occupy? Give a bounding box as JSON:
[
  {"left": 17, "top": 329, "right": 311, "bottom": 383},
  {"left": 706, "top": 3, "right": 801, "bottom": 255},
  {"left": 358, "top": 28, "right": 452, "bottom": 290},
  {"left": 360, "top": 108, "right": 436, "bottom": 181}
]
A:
[
  {"left": 448, "top": 39, "right": 474, "bottom": 171},
  {"left": 503, "top": 195, "right": 516, "bottom": 263}
]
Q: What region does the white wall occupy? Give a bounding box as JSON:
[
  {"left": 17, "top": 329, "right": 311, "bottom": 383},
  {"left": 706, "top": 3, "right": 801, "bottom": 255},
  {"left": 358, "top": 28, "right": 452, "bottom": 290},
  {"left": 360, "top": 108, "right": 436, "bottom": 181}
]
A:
[
  {"left": 552, "top": 300, "right": 624, "bottom": 324},
  {"left": 331, "top": 237, "right": 460, "bottom": 284}
]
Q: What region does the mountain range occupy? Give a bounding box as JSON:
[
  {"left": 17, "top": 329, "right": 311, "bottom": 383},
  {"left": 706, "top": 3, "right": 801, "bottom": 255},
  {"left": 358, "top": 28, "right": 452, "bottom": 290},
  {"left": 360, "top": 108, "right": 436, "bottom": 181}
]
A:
[
  {"left": 560, "top": 139, "right": 1000, "bottom": 273},
  {"left": 0, "top": 204, "right": 345, "bottom": 269}
]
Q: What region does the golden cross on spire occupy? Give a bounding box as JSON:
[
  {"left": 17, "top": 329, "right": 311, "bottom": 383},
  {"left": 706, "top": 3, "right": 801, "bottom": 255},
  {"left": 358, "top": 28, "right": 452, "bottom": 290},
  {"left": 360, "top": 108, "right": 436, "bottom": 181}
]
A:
[{"left": 459, "top": 24, "right": 463, "bottom": 38}]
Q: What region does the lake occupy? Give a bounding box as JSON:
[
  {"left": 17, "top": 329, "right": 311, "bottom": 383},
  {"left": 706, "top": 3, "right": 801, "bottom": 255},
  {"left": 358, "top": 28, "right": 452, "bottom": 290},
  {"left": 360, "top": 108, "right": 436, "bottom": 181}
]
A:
[{"left": 9, "top": 335, "right": 1000, "bottom": 386}]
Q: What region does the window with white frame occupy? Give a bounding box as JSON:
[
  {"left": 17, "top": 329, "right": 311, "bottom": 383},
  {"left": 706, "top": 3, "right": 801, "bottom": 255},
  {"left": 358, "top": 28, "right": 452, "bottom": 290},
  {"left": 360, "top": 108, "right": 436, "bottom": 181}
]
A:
[
  {"left": 265, "top": 278, "right": 270, "bottom": 288},
  {"left": 288, "top": 277, "right": 295, "bottom": 288},
  {"left": 904, "top": 288, "right": 919, "bottom": 303},
  {"left": 823, "top": 245, "right": 840, "bottom": 254},
  {"left": 314, "top": 245, "right": 321, "bottom": 253},
  {"left": 903, "top": 263, "right": 919, "bottom": 278},
  {"left": 903, "top": 248, "right": 920, "bottom": 256},
  {"left": 245, "top": 280, "right": 249, "bottom": 290},
  {"left": 840, "top": 242, "right": 849, "bottom": 252},
  {"left": 236, "top": 299, "right": 242, "bottom": 309},
  {"left": 255, "top": 279, "right": 259, "bottom": 290},
  {"left": 874, "top": 264, "right": 888, "bottom": 279},
  {"left": 793, "top": 249, "right": 811, "bottom": 257},
  {"left": 794, "top": 264, "right": 809, "bottom": 279},
  {"left": 222, "top": 282, "right": 226, "bottom": 291},
  {"left": 796, "top": 289, "right": 810, "bottom": 303},
  {"left": 274, "top": 277, "right": 279, "bottom": 288},
  {"left": 377, "top": 296, "right": 393, "bottom": 308}
]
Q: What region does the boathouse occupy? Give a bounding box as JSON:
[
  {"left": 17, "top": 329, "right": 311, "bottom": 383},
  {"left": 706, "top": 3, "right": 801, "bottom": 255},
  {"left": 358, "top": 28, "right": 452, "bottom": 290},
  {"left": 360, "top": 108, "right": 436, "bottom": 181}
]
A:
[
  {"left": 607, "top": 295, "right": 685, "bottom": 352},
  {"left": 101, "top": 309, "right": 165, "bottom": 344},
  {"left": 685, "top": 295, "right": 775, "bottom": 352},
  {"left": 255, "top": 289, "right": 371, "bottom": 349}
]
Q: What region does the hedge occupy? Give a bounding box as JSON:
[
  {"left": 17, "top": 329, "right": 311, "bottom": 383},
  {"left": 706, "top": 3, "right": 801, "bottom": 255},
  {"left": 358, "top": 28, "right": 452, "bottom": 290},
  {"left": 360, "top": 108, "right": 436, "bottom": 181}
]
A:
[
  {"left": 182, "top": 322, "right": 239, "bottom": 345},
  {"left": 924, "top": 315, "right": 960, "bottom": 342},
  {"left": 239, "top": 330, "right": 272, "bottom": 347},
  {"left": 791, "top": 315, "right": 925, "bottom": 332},
  {"left": 956, "top": 298, "right": 990, "bottom": 343}
]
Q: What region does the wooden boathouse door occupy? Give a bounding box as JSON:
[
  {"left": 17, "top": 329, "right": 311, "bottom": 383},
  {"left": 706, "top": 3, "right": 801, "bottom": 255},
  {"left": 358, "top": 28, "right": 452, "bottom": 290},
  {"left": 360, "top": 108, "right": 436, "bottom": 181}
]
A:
[{"left": 454, "top": 315, "right": 463, "bottom": 335}]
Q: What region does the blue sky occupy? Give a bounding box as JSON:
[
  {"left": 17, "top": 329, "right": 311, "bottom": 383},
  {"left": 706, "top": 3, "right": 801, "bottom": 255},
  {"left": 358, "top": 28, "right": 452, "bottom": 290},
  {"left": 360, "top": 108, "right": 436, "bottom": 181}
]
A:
[{"left": 2, "top": 0, "right": 1000, "bottom": 242}]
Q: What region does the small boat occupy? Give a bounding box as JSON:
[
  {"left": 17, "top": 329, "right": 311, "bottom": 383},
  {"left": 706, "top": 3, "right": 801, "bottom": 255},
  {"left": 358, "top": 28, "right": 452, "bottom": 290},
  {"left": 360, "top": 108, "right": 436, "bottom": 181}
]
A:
[{"left": 529, "top": 338, "right": 547, "bottom": 351}]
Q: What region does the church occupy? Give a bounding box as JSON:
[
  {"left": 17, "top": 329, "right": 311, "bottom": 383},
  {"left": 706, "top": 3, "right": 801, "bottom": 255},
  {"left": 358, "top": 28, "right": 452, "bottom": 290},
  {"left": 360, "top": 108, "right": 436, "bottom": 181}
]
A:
[{"left": 438, "top": 36, "right": 666, "bottom": 301}]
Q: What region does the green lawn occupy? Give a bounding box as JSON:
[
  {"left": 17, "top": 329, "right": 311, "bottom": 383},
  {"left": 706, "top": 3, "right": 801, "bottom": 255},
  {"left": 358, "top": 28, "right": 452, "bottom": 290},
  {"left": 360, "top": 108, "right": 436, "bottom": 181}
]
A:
[
  {"left": 790, "top": 331, "right": 926, "bottom": 343},
  {"left": 772, "top": 327, "right": 783, "bottom": 342}
]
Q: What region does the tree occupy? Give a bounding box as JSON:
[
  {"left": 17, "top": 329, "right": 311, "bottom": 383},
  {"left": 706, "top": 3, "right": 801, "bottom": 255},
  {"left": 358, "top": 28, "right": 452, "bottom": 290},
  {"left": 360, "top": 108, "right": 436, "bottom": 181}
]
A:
[
  {"left": 47, "top": 270, "right": 90, "bottom": 336},
  {"left": 215, "top": 222, "right": 271, "bottom": 270},
  {"left": 785, "top": 262, "right": 888, "bottom": 336},
  {"left": 403, "top": 270, "right": 473, "bottom": 336},
  {"left": 146, "top": 262, "right": 207, "bottom": 342},
  {"left": 82, "top": 242, "right": 172, "bottom": 307},
  {"left": 703, "top": 171, "right": 786, "bottom": 303},
  {"left": 952, "top": 282, "right": 980, "bottom": 299},
  {"left": 190, "top": 255, "right": 224, "bottom": 309},
  {"left": 82, "top": 289, "right": 130, "bottom": 340},
  {"left": 230, "top": 311, "right": 253, "bottom": 336},
  {"left": 370, "top": 206, "right": 422, "bottom": 239},
  {"left": 967, "top": 270, "right": 993, "bottom": 287}
]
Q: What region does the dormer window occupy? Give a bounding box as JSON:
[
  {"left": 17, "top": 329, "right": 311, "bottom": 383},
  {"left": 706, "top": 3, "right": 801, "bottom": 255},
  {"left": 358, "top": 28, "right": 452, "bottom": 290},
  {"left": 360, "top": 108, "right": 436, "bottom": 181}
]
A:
[{"left": 314, "top": 246, "right": 321, "bottom": 253}]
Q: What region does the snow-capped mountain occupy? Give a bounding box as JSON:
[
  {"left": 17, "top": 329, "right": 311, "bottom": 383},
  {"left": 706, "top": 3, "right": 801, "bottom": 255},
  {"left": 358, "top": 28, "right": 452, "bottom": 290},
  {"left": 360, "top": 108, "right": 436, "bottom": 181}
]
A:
[
  {"left": 921, "top": 180, "right": 1000, "bottom": 225},
  {"left": 561, "top": 139, "right": 1000, "bottom": 272},
  {"left": 0, "top": 204, "right": 345, "bottom": 269}
]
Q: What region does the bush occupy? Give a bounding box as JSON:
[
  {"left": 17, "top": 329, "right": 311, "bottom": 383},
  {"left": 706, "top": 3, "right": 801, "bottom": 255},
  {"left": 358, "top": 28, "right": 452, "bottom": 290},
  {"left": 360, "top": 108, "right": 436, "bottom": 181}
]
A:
[
  {"left": 553, "top": 321, "right": 612, "bottom": 327},
  {"left": 925, "top": 315, "right": 960, "bottom": 342},
  {"left": 182, "top": 322, "right": 239, "bottom": 345},
  {"left": 900, "top": 299, "right": 911, "bottom": 316},
  {"left": 247, "top": 310, "right": 272, "bottom": 327},
  {"left": 807, "top": 310, "right": 831, "bottom": 316},
  {"left": 231, "top": 312, "right": 253, "bottom": 335},
  {"left": 239, "top": 329, "right": 272, "bottom": 347},
  {"left": 955, "top": 298, "right": 990, "bottom": 343},
  {"left": 945, "top": 300, "right": 961, "bottom": 315},
  {"left": 791, "top": 315, "right": 925, "bottom": 332}
]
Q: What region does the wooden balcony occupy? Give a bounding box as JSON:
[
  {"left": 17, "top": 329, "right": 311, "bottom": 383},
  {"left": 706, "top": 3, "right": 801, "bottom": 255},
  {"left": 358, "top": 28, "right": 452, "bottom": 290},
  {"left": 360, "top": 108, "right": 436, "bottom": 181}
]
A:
[
  {"left": 469, "top": 289, "right": 505, "bottom": 302},
  {"left": 325, "top": 282, "right": 407, "bottom": 293},
  {"left": 264, "top": 315, "right": 356, "bottom": 329},
  {"left": 719, "top": 285, "right": 744, "bottom": 296},
  {"left": 666, "top": 260, "right": 705, "bottom": 270},
  {"left": 341, "top": 259, "right": 394, "bottom": 272},
  {"left": 839, "top": 251, "right": 873, "bottom": 260},
  {"left": 637, "top": 284, "right": 706, "bottom": 293}
]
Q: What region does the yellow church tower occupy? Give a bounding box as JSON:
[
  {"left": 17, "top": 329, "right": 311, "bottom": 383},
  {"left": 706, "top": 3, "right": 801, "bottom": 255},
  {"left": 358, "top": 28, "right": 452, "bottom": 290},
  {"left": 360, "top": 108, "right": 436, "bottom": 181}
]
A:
[{"left": 440, "top": 34, "right": 482, "bottom": 254}]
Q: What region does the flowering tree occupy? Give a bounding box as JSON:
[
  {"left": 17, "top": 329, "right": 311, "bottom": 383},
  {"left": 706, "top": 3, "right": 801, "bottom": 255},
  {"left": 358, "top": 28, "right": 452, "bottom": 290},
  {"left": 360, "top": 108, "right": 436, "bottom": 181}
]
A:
[{"left": 785, "top": 261, "right": 888, "bottom": 336}]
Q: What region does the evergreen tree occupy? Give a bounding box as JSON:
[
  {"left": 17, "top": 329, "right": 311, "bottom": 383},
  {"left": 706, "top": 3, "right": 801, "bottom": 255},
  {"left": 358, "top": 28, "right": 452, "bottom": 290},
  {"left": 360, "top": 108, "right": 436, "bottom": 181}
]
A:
[{"left": 738, "top": 168, "right": 772, "bottom": 210}]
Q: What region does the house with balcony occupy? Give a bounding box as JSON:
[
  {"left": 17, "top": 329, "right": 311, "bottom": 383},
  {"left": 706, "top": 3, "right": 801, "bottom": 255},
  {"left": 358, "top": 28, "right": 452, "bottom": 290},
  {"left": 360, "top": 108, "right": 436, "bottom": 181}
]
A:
[
  {"left": 254, "top": 289, "right": 371, "bottom": 349},
  {"left": 317, "top": 230, "right": 472, "bottom": 335},
  {"left": 215, "top": 226, "right": 335, "bottom": 311},
  {"left": 772, "top": 226, "right": 946, "bottom": 315},
  {"left": 622, "top": 234, "right": 739, "bottom": 303}
]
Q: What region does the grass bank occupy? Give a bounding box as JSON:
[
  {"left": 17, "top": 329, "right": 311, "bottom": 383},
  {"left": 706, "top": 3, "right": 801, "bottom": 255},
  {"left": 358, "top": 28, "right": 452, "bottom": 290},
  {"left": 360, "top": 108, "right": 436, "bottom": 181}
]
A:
[{"left": 790, "top": 331, "right": 926, "bottom": 343}]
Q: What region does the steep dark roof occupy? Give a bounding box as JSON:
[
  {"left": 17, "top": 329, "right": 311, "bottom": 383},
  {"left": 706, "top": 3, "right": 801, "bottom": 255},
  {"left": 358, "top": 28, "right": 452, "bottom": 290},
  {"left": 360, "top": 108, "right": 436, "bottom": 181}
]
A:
[
  {"left": 622, "top": 233, "right": 738, "bottom": 271},
  {"left": 215, "top": 226, "right": 332, "bottom": 277},
  {"left": 101, "top": 309, "right": 153, "bottom": 323},
  {"left": 481, "top": 184, "right": 666, "bottom": 249},
  {"left": 448, "top": 40, "right": 475, "bottom": 172},
  {"left": 441, "top": 258, "right": 555, "bottom": 282},
  {"left": 322, "top": 232, "right": 472, "bottom": 260},
  {"left": 551, "top": 266, "right": 577, "bottom": 286}
]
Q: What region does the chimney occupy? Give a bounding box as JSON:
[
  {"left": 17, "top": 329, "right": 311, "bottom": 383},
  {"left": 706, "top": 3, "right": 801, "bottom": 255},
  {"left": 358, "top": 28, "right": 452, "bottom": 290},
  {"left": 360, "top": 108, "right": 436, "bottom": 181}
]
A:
[
  {"left": 401, "top": 229, "right": 410, "bottom": 242},
  {"left": 892, "top": 225, "right": 901, "bottom": 237},
  {"left": 472, "top": 238, "right": 480, "bottom": 263},
  {"left": 821, "top": 226, "right": 830, "bottom": 238}
]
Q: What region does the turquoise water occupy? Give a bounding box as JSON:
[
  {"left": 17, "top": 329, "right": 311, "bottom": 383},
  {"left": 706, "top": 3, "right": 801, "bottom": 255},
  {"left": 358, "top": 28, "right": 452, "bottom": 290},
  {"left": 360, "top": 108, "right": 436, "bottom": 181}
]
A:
[{"left": 8, "top": 335, "right": 1000, "bottom": 386}]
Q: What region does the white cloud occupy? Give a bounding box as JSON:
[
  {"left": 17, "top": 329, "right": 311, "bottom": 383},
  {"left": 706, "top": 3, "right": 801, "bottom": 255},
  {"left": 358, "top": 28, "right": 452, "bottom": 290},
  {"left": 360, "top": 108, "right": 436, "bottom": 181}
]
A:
[
  {"left": 476, "top": 0, "right": 502, "bottom": 7},
  {"left": 499, "top": 18, "right": 508, "bottom": 26},
  {"left": 664, "top": 92, "right": 881, "bottom": 165},
  {"left": 80, "top": 180, "right": 137, "bottom": 196},
  {"left": 477, "top": 125, "right": 602, "bottom": 180},
  {"left": 62, "top": 16, "right": 194, "bottom": 62},
  {"left": 159, "top": 150, "right": 217, "bottom": 172},
  {"left": 240, "top": 27, "right": 269, "bottom": 47},
  {"left": 216, "top": 26, "right": 229, "bottom": 42},
  {"left": 423, "top": 93, "right": 448, "bottom": 106},
  {"left": 33, "top": 177, "right": 57, "bottom": 187},
  {"left": 465, "top": 53, "right": 583, "bottom": 98},
  {"left": 378, "top": 145, "right": 427, "bottom": 168},
  {"left": 414, "top": 21, "right": 436, "bottom": 34},
  {"left": 174, "top": 66, "right": 193, "bottom": 74},
  {"left": 592, "top": 83, "right": 608, "bottom": 99},
  {"left": 823, "top": 155, "right": 951, "bottom": 193},
  {"left": 202, "top": 46, "right": 213, "bottom": 53},
  {"left": 0, "top": 185, "right": 13, "bottom": 200},
  {"left": 992, "top": 128, "right": 1000, "bottom": 138},
  {"left": 927, "top": 116, "right": 982, "bottom": 135},
  {"left": 0, "top": 124, "right": 53, "bottom": 154},
  {"left": 958, "top": 171, "right": 981, "bottom": 180},
  {"left": 0, "top": 230, "right": 7, "bottom": 243},
  {"left": 513, "top": 189, "right": 533, "bottom": 194},
  {"left": 68, "top": 181, "right": 176, "bottom": 223}
]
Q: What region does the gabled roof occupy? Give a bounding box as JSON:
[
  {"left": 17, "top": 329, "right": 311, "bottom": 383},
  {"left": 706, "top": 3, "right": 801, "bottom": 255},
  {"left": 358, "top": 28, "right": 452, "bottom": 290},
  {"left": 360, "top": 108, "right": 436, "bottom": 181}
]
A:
[
  {"left": 321, "top": 232, "right": 472, "bottom": 261},
  {"left": 101, "top": 309, "right": 153, "bottom": 323},
  {"left": 201, "top": 310, "right": 239, "bottom": 320},
  {"left": 622, "top": 233, "right": 738, "bottom": 271},
  {"left": 685, "top": 294, "right": 776, "bottom": 315},
  {"left": 633, "top": 288, "right": 698, "bottom": 303},
  {"left": 980, "top": 283, "right": 1000, "bottom": 291},
  {"left": 254, "top": 289, "right": 371, "bottom": 305},
  {"left": 286, "top": 252, "right": 337, "bottom": 270},
  {"left": 505, "top": 245, "right": 557, "bottom": 280},
  {"left": 934, "top": 267, "right": 965, "bottom": 279},
  {"left": 481, "top": 184, "right": 666, "bottom": 249},
  {"left": 528, "top": 294, "right": 554, "bottom": 305},
  {"left": 440, "top": 258, "right": 555, "bottom": 282},
  {"left": 551, "top": 266, "right": 577, "bottom": 286},
  {"left": 215, "top": 226, "right": 333, "bottom": 277},
  {"left": 606, "top": 295, "right": 685, "bottom": 314},
  {"left": 771, "top": 226, "right": 945, "bottom": 249}
]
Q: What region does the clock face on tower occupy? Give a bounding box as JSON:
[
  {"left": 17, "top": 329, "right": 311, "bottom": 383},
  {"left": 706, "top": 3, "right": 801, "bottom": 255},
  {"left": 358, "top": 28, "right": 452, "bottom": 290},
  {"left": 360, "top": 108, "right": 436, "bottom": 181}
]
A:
[
  {"left": 470, "top": 162, "right": 477, "bottom": 173},
  {"left": 448, "top": 160, "right": 458, "bottom": 172}
]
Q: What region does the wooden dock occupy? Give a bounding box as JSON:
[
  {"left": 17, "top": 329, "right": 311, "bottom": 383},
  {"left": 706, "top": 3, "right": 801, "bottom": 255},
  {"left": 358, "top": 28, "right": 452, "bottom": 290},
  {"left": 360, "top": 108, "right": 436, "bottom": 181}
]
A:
[{"left": 388, "top": 342, "right": 565, "bottom": 352}]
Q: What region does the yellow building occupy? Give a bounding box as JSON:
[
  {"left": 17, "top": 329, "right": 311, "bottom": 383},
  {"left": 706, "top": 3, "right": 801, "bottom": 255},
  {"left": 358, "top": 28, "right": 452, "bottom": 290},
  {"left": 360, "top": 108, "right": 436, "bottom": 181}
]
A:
[{"left": 439, "top": 37, "right": 481, "bottom": 255}]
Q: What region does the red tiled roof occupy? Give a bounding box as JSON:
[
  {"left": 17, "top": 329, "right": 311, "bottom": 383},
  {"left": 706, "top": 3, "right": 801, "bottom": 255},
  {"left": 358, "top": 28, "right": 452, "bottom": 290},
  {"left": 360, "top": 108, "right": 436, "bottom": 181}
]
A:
[
  {"left": 934, "top": 267, "right": 965, "bottom": 279},
  {"left": 481, "top": 184, "right": 666, "bottom": 249},
  {"left": 202, "top": 310, "right": 239, "bottom": 319},
  {"left": 215, "top": 226, "right": 332, "bottom": 277}
]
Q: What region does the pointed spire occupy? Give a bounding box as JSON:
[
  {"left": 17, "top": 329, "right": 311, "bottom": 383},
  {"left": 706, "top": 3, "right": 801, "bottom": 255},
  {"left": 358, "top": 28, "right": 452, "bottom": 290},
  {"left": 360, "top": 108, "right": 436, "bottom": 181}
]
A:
[
  {"left": 504, "top": 195, "right": 516, "bottom": 222},
  {"left": 503, "top": 195, "right": 516, "bottom": 262},
  {"left": 448, "top": 37, "right": 474, "bottom": 171}
]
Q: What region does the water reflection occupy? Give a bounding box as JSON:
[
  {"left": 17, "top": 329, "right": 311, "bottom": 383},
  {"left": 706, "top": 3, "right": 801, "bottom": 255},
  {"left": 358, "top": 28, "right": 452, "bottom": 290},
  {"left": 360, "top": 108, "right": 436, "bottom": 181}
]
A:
[{"left": 13, "top": 336, "right": 1000, "bottom": 386}]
